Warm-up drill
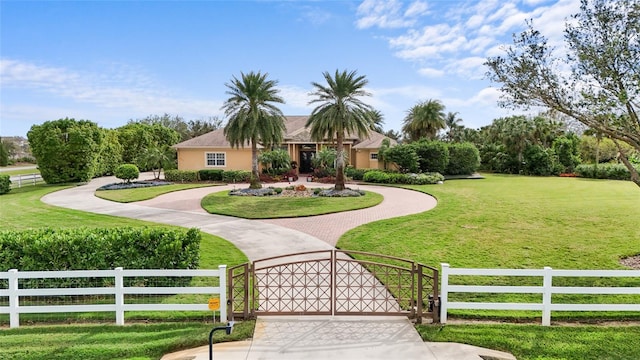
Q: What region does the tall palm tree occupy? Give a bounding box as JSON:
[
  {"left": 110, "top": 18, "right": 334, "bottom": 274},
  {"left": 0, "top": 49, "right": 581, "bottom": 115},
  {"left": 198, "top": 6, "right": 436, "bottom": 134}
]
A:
[
  {"left": 367, "top": 109, "right": 385, "bottom": 133},
  {"left": 222, "top": 71, "right": 286, "bottom": 189},
  {"left": 401, "top": 99, "right": 446, "bottom": 142},
  {"left": 445, "top": 111, "right": 463, "bottom": 142},
  {"left": 306, "top": 69, "right": 374, "bottom": 191}
]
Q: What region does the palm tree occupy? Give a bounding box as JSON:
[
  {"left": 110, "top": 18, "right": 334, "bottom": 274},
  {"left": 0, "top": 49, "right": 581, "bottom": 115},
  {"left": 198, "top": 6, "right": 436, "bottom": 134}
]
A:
[
  {"left": 401, "top": 99, "right": 446, "bottom": 142},
  {"left": 222, "top": 71, "right": 286, "bottom": 189},
  {"left": 306, "top": 69, "right": 374, "bottom": 191},
  {"left": 367, "top": 109, "right": 385, "bottom": 133},
  {"left": 444, "top": 111, "right": 463, "bottom": 142}
]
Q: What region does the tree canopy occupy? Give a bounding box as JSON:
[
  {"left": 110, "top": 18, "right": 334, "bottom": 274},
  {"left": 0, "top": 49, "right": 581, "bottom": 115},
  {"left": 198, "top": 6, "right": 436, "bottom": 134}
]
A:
[
  {"left": 485, "top": 0, "right": 640, "bottom": 187},
  {"left": 306, "top": 69, "right": 374, "bottom": 191},
  {"left": 222, "top": 71, "right": 286, "bottom": 189},
  {"left": 402, "top": 99, "right": 446, "bottom": 142}
]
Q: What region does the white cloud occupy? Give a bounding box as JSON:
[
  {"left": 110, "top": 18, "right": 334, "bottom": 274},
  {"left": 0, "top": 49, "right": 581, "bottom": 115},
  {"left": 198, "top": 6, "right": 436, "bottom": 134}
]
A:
[
  {"left": 355, "top": 0, "right": 429, "bottom": 29},
  {"left": 444, "top": 56, "right": 487, "bottom": 79},
  {"left": 404, "top": 1, "right": 429, "bottom": 18},
  {"left": 418, "top": 67, "right": 444, "bottom": 78},
  {"left": 279, "top": 85, "right": 313, "bottom": 110}
]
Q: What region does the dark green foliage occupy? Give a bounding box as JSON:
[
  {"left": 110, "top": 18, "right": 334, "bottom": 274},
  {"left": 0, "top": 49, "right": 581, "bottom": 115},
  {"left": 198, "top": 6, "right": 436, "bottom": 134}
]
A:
[
  {"left": 114, "top": 164, "right": 139, "bottom": 183},
  {"left": 381, "top": 144, "right": 420, "bottom": 173},
  {"left": 94, "top": 128, "right": 123, "bottom": 177},
  {"left": 27, "top": 118, "right": 103, "bottom": 184},
  {"left": 479, "top": 143, "right": 521, "bottom": 174},
  {"left": 445, "top": 142, "right": 481, "bottom": 175},
  {"left": 411, "top": 140, "right": 449, "bottom": 173},
  {"left": 0, "top": 174, "right": 10, "bottom": 194},
  {"left": 363, "top": 170, "right": 444, "bottom": 184},
  {"left": 0, "top": 227, "right": 201, "bottom": 285},
  {"left": 198, "top": 169, "right": 224, "bottom": 181},
  {"left": 164, "top": 169, "right": 199, "bottom": 182},
  {"left": 258, "top": 149, "right": 291, "bottom": 175},
  {"left": 0, "top": 139, "right": 8, "bottom": 166},
  {"left": 576, "top": 163, "right": 640, "bottom": 180},
  {"left": 116, "top": 123, "right": 180, "bottom": 169},
  {"left": 553, "top": 134, "right": 581, "bottom": 173},
  {"left": 345, "top": 167, "right": 374, "bottom": 180},
  {"left": 222, "top": 170, "right": 251, "bottom": 183},
  {"left": 522, "top": 145, "right": 562, "bottom": 176}
]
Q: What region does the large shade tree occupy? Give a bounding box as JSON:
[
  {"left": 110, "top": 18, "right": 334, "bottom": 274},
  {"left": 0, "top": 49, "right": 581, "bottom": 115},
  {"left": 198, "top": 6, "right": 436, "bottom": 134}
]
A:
[
  {"left": 402, "top": 99, "right": 446, "bottom": 142},
  {"left": 222, "top": 71, "right": 286, "bottom": 189},
  {"left": 485, "top": 0, "right": 640, "bottom": 187},
  {"left": 306, "top": 69, "right": 374, "bottom": 191}
]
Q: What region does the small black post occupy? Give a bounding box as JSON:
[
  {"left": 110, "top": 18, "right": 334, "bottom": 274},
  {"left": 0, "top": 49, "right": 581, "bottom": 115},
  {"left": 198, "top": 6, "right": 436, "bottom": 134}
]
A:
[{"left": 209, "top": 321, "right": 235, "bottom": 360}]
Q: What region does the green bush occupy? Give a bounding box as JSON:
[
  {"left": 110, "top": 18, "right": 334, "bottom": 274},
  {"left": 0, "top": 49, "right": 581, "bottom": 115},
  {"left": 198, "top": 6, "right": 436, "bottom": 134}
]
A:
[
  {"left": 445, "top": 142, "right": 480, "bottom": 175},
  {"left": 0, "top": 227, "right": 201, "bottom": 286},
  {"left": 222, "top": 170, "right": 251, "bottom": 183},
  {"left": 576, "top": 163, "right": 640, "bottom": 180},
  {"left": 362, "top": 170, "right": 444, "bottom": 185},
  {"left": 164, "top": 169, "right": 199, "bottom": 182},
  {"left": 198, "top": 169, "right": 224, "bottom": 181},
  {"left": 522, "top": 145, "right": 561, "bottom": 176},
  {"left": 363, "top": 170, "right": 391, "bottom": 183},
  {"left": 382, "top": 144, "right": 419, "bottom": 173},
  {"left": 114, "top": 163, "right": 139, "bottom": 183},
  {"left": 0, "top": 174, "right": 10, "bottom": 195},
  {"left": 345, "top": 167, "right": 374, "bottom": 180},
  {"left": 411, "top": 140, "right": 449, "bottom": 173}
]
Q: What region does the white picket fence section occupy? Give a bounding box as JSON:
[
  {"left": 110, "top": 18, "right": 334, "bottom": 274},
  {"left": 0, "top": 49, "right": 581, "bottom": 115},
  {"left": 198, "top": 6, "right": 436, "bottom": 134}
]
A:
[
  {"left": 0, "top": 266, "right": 227, "bottom": 328},
  {"left": 440, "top": 263, "right": 640, "bottom": 326}
]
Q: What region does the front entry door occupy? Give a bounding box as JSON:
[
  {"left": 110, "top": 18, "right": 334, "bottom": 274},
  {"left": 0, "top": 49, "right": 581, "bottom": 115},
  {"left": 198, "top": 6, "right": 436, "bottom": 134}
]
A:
[{"left": 299, "top": 151, "right": 315, "bottom": 173}]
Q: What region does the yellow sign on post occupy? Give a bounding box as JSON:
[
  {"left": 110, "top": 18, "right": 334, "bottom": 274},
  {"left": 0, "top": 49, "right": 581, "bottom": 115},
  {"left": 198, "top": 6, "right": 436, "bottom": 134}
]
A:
[{"left": 208, "top": 298, "right": 220, "bottom": 311}]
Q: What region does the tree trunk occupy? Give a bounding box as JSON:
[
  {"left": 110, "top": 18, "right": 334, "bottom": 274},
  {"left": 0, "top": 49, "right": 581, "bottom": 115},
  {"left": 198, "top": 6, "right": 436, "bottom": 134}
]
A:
[
  {"left": 614, "top": 140, "right": 640, "bottom": 188},
  {"left": 335, "top": 133, "right": 345, "bottom": 191},
  {"left": 250, "top": 140, "right": 262, "bottom": 189}
]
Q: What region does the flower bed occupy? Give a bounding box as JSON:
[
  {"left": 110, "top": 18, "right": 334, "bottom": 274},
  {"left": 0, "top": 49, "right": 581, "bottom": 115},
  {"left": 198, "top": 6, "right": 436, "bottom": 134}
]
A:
[{"left": 97, "top": 180, "right": 172, "bottom": 191}]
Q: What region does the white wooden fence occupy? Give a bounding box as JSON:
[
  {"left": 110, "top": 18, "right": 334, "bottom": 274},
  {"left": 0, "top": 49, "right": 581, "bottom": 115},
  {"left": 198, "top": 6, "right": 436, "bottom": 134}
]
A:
[
  {"left": 440, "top": 263, "right": 640, "bottom": 326},
  {"left": 10, "top": 173, "right": 43, "bottom": 187},
  {"left": 0, "top": 266, "right": 227, "bottom": 328}
]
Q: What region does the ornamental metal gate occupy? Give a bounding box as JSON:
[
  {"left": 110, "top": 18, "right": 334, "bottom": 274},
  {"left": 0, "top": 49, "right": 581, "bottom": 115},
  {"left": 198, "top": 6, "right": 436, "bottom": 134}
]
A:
[{"left": 227, "top": 250, "right": 439, "bottom": 323}]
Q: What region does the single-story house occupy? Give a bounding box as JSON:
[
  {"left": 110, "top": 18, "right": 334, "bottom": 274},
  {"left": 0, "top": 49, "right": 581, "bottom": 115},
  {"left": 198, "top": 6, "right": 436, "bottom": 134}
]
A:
[{"left": 173, "top": 116, "right": 396, "bottom": 173}]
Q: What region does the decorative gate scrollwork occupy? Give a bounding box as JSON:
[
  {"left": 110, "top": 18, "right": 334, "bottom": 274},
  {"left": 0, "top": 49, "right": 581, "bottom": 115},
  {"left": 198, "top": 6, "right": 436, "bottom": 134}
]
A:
[{"left": 227, "top": 250, "right": 439, "bottom": 323}]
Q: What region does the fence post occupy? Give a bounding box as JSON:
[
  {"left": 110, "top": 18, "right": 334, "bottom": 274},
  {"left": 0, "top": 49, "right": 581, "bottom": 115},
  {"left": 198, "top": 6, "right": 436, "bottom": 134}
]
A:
[
  {"left": 115, "top": 267, "right": 124, "bottom": 325},
  {"left": 440, "top": 263, "right": 449, "bottom": 324},
  {"left": 542, "top": 266, "right": 552, "bottom": 326},
  {"left": 8, "top": 269, "right": 19, "bottom": 328},
  {"left": 17, "top": 175, "right": 22, "bottom": 188},
  {"left": 218, "top": 265, "right": 227, "bottom": 322}
]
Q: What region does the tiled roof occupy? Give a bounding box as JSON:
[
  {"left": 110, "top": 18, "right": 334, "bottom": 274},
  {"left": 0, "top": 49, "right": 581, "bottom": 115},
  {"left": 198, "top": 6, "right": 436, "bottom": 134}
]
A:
[{"left": 173, "top": 116, "right": 394, "bottom": 149}]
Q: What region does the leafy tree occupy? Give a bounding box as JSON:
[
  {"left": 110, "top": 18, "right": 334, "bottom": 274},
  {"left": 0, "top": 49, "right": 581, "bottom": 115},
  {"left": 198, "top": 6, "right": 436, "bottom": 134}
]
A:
[
  {"left": 187, "top": 117, "right": 223, "bottom": 139},
  {"left": 485, "top": 0, "right": 640, "bottom": 187},
  {"left": 27, "top": 118, "right": 102, "bottom": 183},
  {"left": 114, "top": 164, "right": 139, "bottom": 183},
  {"left": 137, "top": 146, "right": 175, "bottom": 179},
  {"left": 306, "top": 69, "right": 374, "bottom": 191},
  {"left": 381, "top": 144, "right": 419, "bottom": 173},
  {"left": 222, "top": 71, "right": 286, "bottom": 189},
  {"left": 446, "top": 142, "right": 481, "bottom": 175},
  {"left": 444, "top": 112, "right": 463, "bottom": 142},
  {"left": 552, "top": 134, "right": 581, "bottom": 173},
  {"left": 383, "top": 129, "right": 402, "bottom": 141},
  {"left": 95, "top": 128, "right": 123, "bottom": 177},
  {"left": 0, "top": 138, "right": 8, "bottom": 166},
  {"left": 117, "top": 123, "right": 180, "bottom": 168},
  {"left": 132, "top": 114, "right": 223, "bottom": 141},
  {"left": 411, "top": 139, "right": 449, "bottom": 173},
  {"left": 401, "top": 99, "right": 446, "bottom": 142}
]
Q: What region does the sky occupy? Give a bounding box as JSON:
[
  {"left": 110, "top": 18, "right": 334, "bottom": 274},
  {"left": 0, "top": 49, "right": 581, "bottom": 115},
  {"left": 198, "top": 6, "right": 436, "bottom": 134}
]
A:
[{"left": 0, "top": 0, "right": 581, "bottom": 137}]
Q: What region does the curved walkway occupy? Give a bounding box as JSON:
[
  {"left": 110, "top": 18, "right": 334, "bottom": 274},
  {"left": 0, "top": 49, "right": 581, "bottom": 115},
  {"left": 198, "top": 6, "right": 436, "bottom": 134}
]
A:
[{"left": 43, "top": 176, "right": 436, "bottom": 260}]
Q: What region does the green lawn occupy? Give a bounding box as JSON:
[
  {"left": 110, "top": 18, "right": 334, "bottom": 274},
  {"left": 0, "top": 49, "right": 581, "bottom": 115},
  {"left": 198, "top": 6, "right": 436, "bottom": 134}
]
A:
[
  {"left": 0, "top": 167, "right": 39, "bottom": 176},
  {"left": 417, "top": 323, "right": 640, "bottom": 360},
  {"left": 0, "top": 321, "right": 255, "bottom": 360},
  {"left": 339, "top": 175, "right": 640, "bottom": 319},
  {"left": 95, "top": 183, "right": 217, "bottom": 202},
  {"left": 201, "top": 190, "right": 383, "bottom": 218}
]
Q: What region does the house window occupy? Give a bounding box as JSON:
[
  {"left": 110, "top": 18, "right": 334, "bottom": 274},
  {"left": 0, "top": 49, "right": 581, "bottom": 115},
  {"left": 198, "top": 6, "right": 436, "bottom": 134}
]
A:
[
  {"left": 205, "top": 152, "right": 226, "bottom": 167},
  {"left": 370, "top": 153, "right": 378, "bottom": 160}
]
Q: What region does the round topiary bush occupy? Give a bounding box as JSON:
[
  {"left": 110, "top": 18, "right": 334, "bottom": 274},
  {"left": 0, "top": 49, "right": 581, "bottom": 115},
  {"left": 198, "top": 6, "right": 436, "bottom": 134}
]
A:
[{"left": 114, "top": 164, "right": 139, "bottom": 183}]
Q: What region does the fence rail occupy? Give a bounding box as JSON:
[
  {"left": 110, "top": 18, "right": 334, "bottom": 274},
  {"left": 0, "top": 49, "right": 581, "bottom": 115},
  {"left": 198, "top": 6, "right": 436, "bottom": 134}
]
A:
[
  {"left": 0, "top": 266, "right": 227, "bottom": 328},
  {"left": 440, "top": 263, "right": 640, "bottom": 326},
  {"left": 9, "top": 173, "right": 43, "bottom": 188}
]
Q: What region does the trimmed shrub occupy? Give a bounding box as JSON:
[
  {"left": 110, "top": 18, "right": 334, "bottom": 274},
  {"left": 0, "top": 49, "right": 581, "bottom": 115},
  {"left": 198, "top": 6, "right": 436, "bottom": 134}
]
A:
[
  {"left": 114, "top": 164, "right": 139, "bottom": 183},
  {"left": 522, "top": 145, "right": 561, "bottom": 176},
  {"left": 222, "top": 170, "right": 251, "bottom": 183},
  {"left": 363, "top": 170, "right": 444, "bottom": 185},
  {"left": 411, "top": 140, "right": 449, "bottom": 173},
  {"left": 164, "top": 169, "right": 199, "bottom": 182},
  {"left": 198, "top": 169, "right": 224, "bottom": 181},
  {"left": 382, "top": 144, "right": 419, "bottom": 173},
  {"left": 345, "top": 167, "right": 374, "bottom": 180},
  {"left": 446, "top": 142, "right": 480, "bottom": 175},
  {"left": 0, "top": 227, "right": 201, "bottom": 286},
  {"left": 0, "top": 174, "right": 10, "bottom": 195},
  {"left": 576, "top": 163, "right": 639, "bottom": 180}
]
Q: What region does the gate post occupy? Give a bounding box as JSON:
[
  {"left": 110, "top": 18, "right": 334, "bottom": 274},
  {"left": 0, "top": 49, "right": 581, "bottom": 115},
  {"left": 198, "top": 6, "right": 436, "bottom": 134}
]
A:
[{"left": 416, "top": 263, "right": 422, "bottom": 324}]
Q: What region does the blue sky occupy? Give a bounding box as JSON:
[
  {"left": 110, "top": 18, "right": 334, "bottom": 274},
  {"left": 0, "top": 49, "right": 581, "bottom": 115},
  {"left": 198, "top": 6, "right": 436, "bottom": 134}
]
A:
[{"left": 1, "top": 0, "right": 579, "bottom": 137}]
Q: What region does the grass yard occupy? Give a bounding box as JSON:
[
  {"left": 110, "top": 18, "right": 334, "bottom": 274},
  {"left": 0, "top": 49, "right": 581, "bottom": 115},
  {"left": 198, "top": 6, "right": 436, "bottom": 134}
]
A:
[
  {"left": 339, "top": 174, "right": 640, "bottom": 319},
  {"left": 201, "top": 189, "right": 383, "bottom": 218},
  {"left": 95, "top": 183, "right": 217, "bottom": 203},
  {"left": 0, "top": 167, "right": 39, "bottom": 176},
  {"left": 417, "top": 323, "right": 640, "bottom": 360},
  {"left": 0, "top": 321, "right": 255, "bottom": 360}
]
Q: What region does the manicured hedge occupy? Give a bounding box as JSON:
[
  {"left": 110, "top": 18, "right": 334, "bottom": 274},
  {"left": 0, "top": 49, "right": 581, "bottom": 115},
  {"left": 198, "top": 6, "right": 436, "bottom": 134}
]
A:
[
  {"left": 0, "top": 227, "right": 201, "bottom": 286},
  {"left": 222, "top": 170, "right": 251, "bottom": 183},
  {"left": 445, "top": 142, "right": 480, "bottom": 175},
  {"left": 198, "top": 169, "right": 224, "bottom": 181},
  {"left": 164, "top": 169, "right": 199, "bottom": 182},
  {"left": 363, "top": 170, "right": 444, "bottom": 185},
  {"left": 575, "top": 163, "right": 640, "bottom": 180},
  {"left": 114, "top": 163, "right": 139, "bottom": 183},
  {"left": 345, "top": 167, "right": 375, "bottom": 181},
  {"left": 0, "top": 174, "right": 10, "bottom": 195}
]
